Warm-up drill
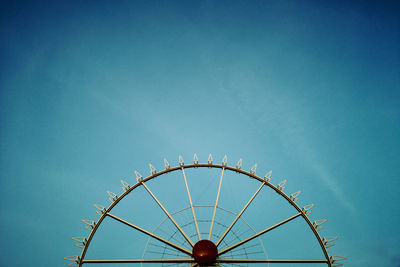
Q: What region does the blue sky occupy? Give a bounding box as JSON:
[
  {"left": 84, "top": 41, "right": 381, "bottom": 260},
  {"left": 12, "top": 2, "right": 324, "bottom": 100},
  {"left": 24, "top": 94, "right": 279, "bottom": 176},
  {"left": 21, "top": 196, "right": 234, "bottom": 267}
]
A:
[{"left": 0, "top": 1, "right": 399, "bottom": 266}]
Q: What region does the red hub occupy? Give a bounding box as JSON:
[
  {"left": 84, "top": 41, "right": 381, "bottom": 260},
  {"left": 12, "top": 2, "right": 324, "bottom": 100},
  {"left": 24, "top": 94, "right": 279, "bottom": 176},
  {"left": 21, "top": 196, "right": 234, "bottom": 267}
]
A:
[{"left": 192, "top": 240, "right": 218, "bottom": 265}]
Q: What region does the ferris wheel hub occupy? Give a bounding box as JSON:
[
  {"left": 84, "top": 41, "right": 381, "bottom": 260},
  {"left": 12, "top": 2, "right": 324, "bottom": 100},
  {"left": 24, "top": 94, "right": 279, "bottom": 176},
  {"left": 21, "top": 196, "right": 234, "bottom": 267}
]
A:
[{"left": 192, "top": 239, "right": 218, "bottom": 265}]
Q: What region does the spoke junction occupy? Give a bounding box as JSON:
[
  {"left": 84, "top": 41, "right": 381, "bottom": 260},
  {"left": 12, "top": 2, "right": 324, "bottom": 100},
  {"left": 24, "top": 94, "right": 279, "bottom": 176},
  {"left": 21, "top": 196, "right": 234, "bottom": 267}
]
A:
[
  {"left": 107, "top": 213, "right": 192, "bottom": 256},
  {"left": 218, "top": 212, "right": 302, "bottom": 256},
  {"left": 69, "top": 163, "right": 340, "bottom": 267},
  {"left": 217, "top": 258, "right": 329, "bottom": 263},
  {"left": 139, "top": 181, "right": 195, "bottom": 247},
  {"left": 181, "top": 167, "right": 201, "bottom": 241},
  {"left": 209, "top": 166, "right": 225, "bottom": 240},
  {"left": 216, "top": 181, "right": 266, "bottom": 247},
  {"left": 82, "top": 258, "right": 195, "bottom": 263},
  {"left": 81, "top": 258, "right": 327, "bottom": 265}
]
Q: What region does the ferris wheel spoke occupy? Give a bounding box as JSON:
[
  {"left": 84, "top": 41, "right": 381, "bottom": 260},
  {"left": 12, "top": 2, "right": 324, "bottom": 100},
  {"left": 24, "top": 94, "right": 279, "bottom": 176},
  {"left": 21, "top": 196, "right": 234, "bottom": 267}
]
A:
[
  {"left": 218, "top": 212, "right": 302, "bottom": 256},
  {"left": 106, "top": 213, "right": 192, "bottom": 256},
  {"left": 216, "top": 181, "right": 266, "bottom": 247},
  {"left": 149, "top": 241, "right": 186, "bottom": 254},
  {"left": 217, "top": 258, "right": 329, "bottom": 264},
  {"left": 140, "top": 181, "right": 195, "bottom": 247},
  {"left": 162, "top": 263, "right": 184, "bottom": 267},
  {"left": 228, "top": 251, "right": 264, "bottom": 257},
  {"left": 230, "top": 242, "right": 259, "bottom": 252},
  {"left": 81, "top": 258, "right": 195, "bottom": 264},
  {"left": 181, "top": 167, "right": 201, "bottom": 241},
  {"left": 209, "top": 166, "right": 225, "bottom": 240}
]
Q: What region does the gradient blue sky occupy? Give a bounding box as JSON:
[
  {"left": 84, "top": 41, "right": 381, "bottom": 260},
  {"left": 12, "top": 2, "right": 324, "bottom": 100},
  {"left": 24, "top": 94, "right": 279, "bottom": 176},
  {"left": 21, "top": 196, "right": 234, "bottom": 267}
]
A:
[{"left": 0, "top": 1, "right": 399, "bottom": 266}]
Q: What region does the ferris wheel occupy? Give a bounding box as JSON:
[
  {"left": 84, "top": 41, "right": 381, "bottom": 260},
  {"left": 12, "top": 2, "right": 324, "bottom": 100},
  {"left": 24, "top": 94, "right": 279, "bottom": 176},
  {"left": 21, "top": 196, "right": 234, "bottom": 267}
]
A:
[{"left": 65, "top": 154, "right": 346, "bottom": 267}]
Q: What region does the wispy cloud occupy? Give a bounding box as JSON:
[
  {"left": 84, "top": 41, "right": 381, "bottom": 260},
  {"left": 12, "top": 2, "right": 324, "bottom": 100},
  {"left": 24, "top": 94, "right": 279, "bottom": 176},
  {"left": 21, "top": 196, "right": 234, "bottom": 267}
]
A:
[
  {"left": 269, "top": 97, "right": 356, "bottom": 213},
  {"left": 228, "top": 87, "right": 356, "bottom": 213},
  {"left": 308, "top": 156, "right": 356, "bottom": 213}
]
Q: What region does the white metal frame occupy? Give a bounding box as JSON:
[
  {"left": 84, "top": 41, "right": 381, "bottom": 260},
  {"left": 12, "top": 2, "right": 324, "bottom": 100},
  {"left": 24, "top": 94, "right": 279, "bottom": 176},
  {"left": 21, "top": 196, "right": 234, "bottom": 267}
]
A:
[{"left": 65, "top": 154, "right": 346, "bottom": 267}]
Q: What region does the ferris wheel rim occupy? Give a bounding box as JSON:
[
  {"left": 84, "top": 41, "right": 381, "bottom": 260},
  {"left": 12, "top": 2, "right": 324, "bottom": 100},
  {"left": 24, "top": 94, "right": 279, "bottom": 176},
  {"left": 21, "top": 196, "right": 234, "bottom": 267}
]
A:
[{"left": 68, "top": 161, "right": 341, "bottom": 267}]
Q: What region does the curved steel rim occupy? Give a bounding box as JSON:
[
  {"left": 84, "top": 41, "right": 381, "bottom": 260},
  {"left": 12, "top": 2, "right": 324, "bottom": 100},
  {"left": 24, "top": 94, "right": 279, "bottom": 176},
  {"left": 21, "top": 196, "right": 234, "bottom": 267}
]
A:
[{"left": 77, "top": 163, "right": 333, "bottom": 266}]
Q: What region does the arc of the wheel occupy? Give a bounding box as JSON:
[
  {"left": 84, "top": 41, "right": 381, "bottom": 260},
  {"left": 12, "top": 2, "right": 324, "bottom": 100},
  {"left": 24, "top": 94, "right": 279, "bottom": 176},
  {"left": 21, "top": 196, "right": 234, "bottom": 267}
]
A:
[
  {"left": 181, "top": 167, "right": 201, "bottom": 241},
  {"left": 107, "top": 213, "right": 192, "bottom": 256},
  {"left": 82, "top": 258, "right": 195, "bottom": 263},
  {"left": 140, "top": 181, "right": 195, "bottom": 247},
  {"left": 217, "top": 259, "right": 329, "bottom": 264},
  {"left": 77, "top": 164, "right": 332, "bottom": 267},
  {"left": 218, "top": 212, "right": 302, "bottom": 256},
  {"left": 215, "top": 181, "right": 265, "bottom": 247},
  {"left": 209, "top": 167, "right": 225, "bottom": 240}
]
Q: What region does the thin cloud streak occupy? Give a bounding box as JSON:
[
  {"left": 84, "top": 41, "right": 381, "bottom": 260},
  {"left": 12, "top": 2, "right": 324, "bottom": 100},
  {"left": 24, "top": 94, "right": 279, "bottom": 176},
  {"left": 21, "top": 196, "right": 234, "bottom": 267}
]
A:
[{"left": 275, "top": 106, "right": 356, "bottom": 214}]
